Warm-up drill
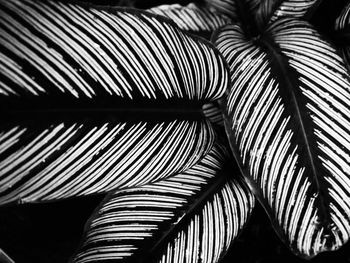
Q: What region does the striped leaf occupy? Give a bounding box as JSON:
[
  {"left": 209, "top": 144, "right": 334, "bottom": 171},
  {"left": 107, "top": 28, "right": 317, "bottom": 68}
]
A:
[
  {"left": 255, "top": 0, "right": 321, "bottom": 26},
  {"left": 203, "top": 0, "right": 320, "bottom": 35},
  {"left": 335, "top": 1, "right": 350, "bottom": 71},
  {"left": 148, "top": 3, "right": 232, "bottom": 38},
  {"left": 214, "top": 18, "right": 350, "bottom": 258},
  {"left": 0, "top": 121, "right": 215, "bottom": 205},
  {"left": 0, "top": 0, "right": 228, "bottom": 100},
  {"left": 0, "top": 0, "right": 229, "bottom": 205},
  {"left": 203, "top": 102, "right": 224, "bottom": 126},
  {"left": 72, "top": 143, "right": 255, "bottom": 263}
]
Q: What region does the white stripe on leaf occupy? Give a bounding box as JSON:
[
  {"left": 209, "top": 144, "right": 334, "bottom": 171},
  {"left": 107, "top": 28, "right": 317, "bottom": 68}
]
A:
[
  {"left": 0, "top": 120, "right": 215, "bottom": 205},
  {"left": 203, "top": 102, "right": 224, "bottom": 126},
  {"left": 0, "top": 0, "right": 227, "bottom": 101},
  {"left": 214, "top": 18, "right": 350, "bottom": 258},
  {"left": 259, "top": 0, "right": 321, "bottom": 25},
  {"left": 0, "top": 0, "right": 230, "bottom": 205},
  {"left": 72, "top": 143, "right": 254, "bottom": 263},
  {"left": 148, "top": 3, "right": 231, "bottom": 34}
]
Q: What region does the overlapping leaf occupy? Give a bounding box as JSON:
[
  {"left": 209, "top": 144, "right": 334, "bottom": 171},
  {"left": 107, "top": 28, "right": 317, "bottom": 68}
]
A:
[
  {"left": 202, "top": 0, "right": 319, "bottom": 27},
  {"left": 72, "top": 143, "right": 255, "bottom": 263},
  {"left": 214, "top": 18, "right": 350, "bottom": 258},
  {"left": 0, "top": 0, "right": 229, "bottom": 205},
  {"left": 203, "top": 102, "right": 224, "bottom": 126},
  {"left": 335, "top": 1, "right": 350, "bottom": 71},
  {"left": 148, "top": 3, "right": 231, "bottom": 38},
  {"left": 255, "top": 0, "right": 321, "bottom": 26}
]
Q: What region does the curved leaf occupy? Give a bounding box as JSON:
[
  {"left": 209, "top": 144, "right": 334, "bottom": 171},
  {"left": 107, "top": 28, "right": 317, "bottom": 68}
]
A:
[
  {"left": 0, "top": 121, "right": 215, "bottom": 205},
  {"left": 335, "top": 1, "right": 350, "bottom": 71},
  {"left": 0, "top": 0, "right": 229, "bottom": 204},
  {"left": 148, "top": 3, "right": 232, "bottom": 38},
  {"left": 214, "top": 18, "right": 350, "bottom": 258},
  {"left": 72, "top": 143, "right": 255, "bottom": 262},
  {"left": 0, "top": 0, "right": 227, "bottom": 100}
]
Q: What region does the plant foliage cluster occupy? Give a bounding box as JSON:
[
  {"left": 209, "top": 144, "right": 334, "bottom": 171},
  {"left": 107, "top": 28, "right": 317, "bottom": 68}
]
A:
[{"left": 1, "top": 0, "right": 350, "bottom": 262}]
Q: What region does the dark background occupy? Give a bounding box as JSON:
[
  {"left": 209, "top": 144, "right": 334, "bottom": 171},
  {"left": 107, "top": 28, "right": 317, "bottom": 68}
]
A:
[
  {"left": 1, "top": 0, "right": 350, "bottom": 262},
  {"left": 2, "top": 197, "right": 350, "bottom": 263}
]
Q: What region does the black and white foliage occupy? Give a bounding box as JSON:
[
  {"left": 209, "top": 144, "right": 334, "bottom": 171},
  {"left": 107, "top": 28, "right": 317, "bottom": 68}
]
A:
[
  {"left": 0, "top": 121, "right": 216, "bottom": 205},
  {"left": 148, "top": 3, "right": 232, "bottom": 36},
  {"left": 0, "top": 0, "right": 227, "bottom": 204},
  {"left": 0, "top": 0, "right": 253, "bottom": 261},
  {"left": 1, "top": 0, "right": 350, "bottom": 262},
  {"left": 0, "top": 0, "right": 228, "bottom": 99},
  {"left": 214, "top": 18, "right": 350, "bottom": 257},
  {"left": 73, "top": 143, "right": 254, "bottom": 263}
]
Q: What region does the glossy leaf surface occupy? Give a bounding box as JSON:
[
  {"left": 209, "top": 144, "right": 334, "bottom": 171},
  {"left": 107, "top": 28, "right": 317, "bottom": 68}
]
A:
[{"left": 214, "top": 18, "right": 350, "bottom": 258}]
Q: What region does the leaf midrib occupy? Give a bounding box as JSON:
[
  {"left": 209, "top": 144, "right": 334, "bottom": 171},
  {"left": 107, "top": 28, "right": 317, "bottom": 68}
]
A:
[
  {"left": 259, "top": 35, "right": 330, "bottom": 221},
  {"left": 1, "top": 104, "right": 206, "bottom": 122},
  {"left": 144, "top": 169, "right": 229, "bottom": 262}
]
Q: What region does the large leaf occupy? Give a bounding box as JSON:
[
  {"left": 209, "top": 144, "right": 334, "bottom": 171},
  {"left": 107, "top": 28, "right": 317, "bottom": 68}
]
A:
[
  {"left": 72, "top": 143, "right": 255, "bottom": 262},
  {"left": 335, "top": 1, "right": 350, "bottom": 71},
  {"left": 214, "top": 18, "right": 350, "bottom": 258},
  {"left": 0, "top": 0, "right": 229, "bottom": 205}
]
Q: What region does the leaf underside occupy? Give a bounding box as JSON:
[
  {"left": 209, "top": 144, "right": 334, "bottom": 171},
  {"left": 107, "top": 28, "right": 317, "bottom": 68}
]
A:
[
  {"left": 72, "top": 143, "right": 255, "bottom": 263},
  {"left": 0, "top": 0, "right": 229, "bottom": 204},
  {"left": 214, "top": 18, "right": 350, "bottom": 258}
]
